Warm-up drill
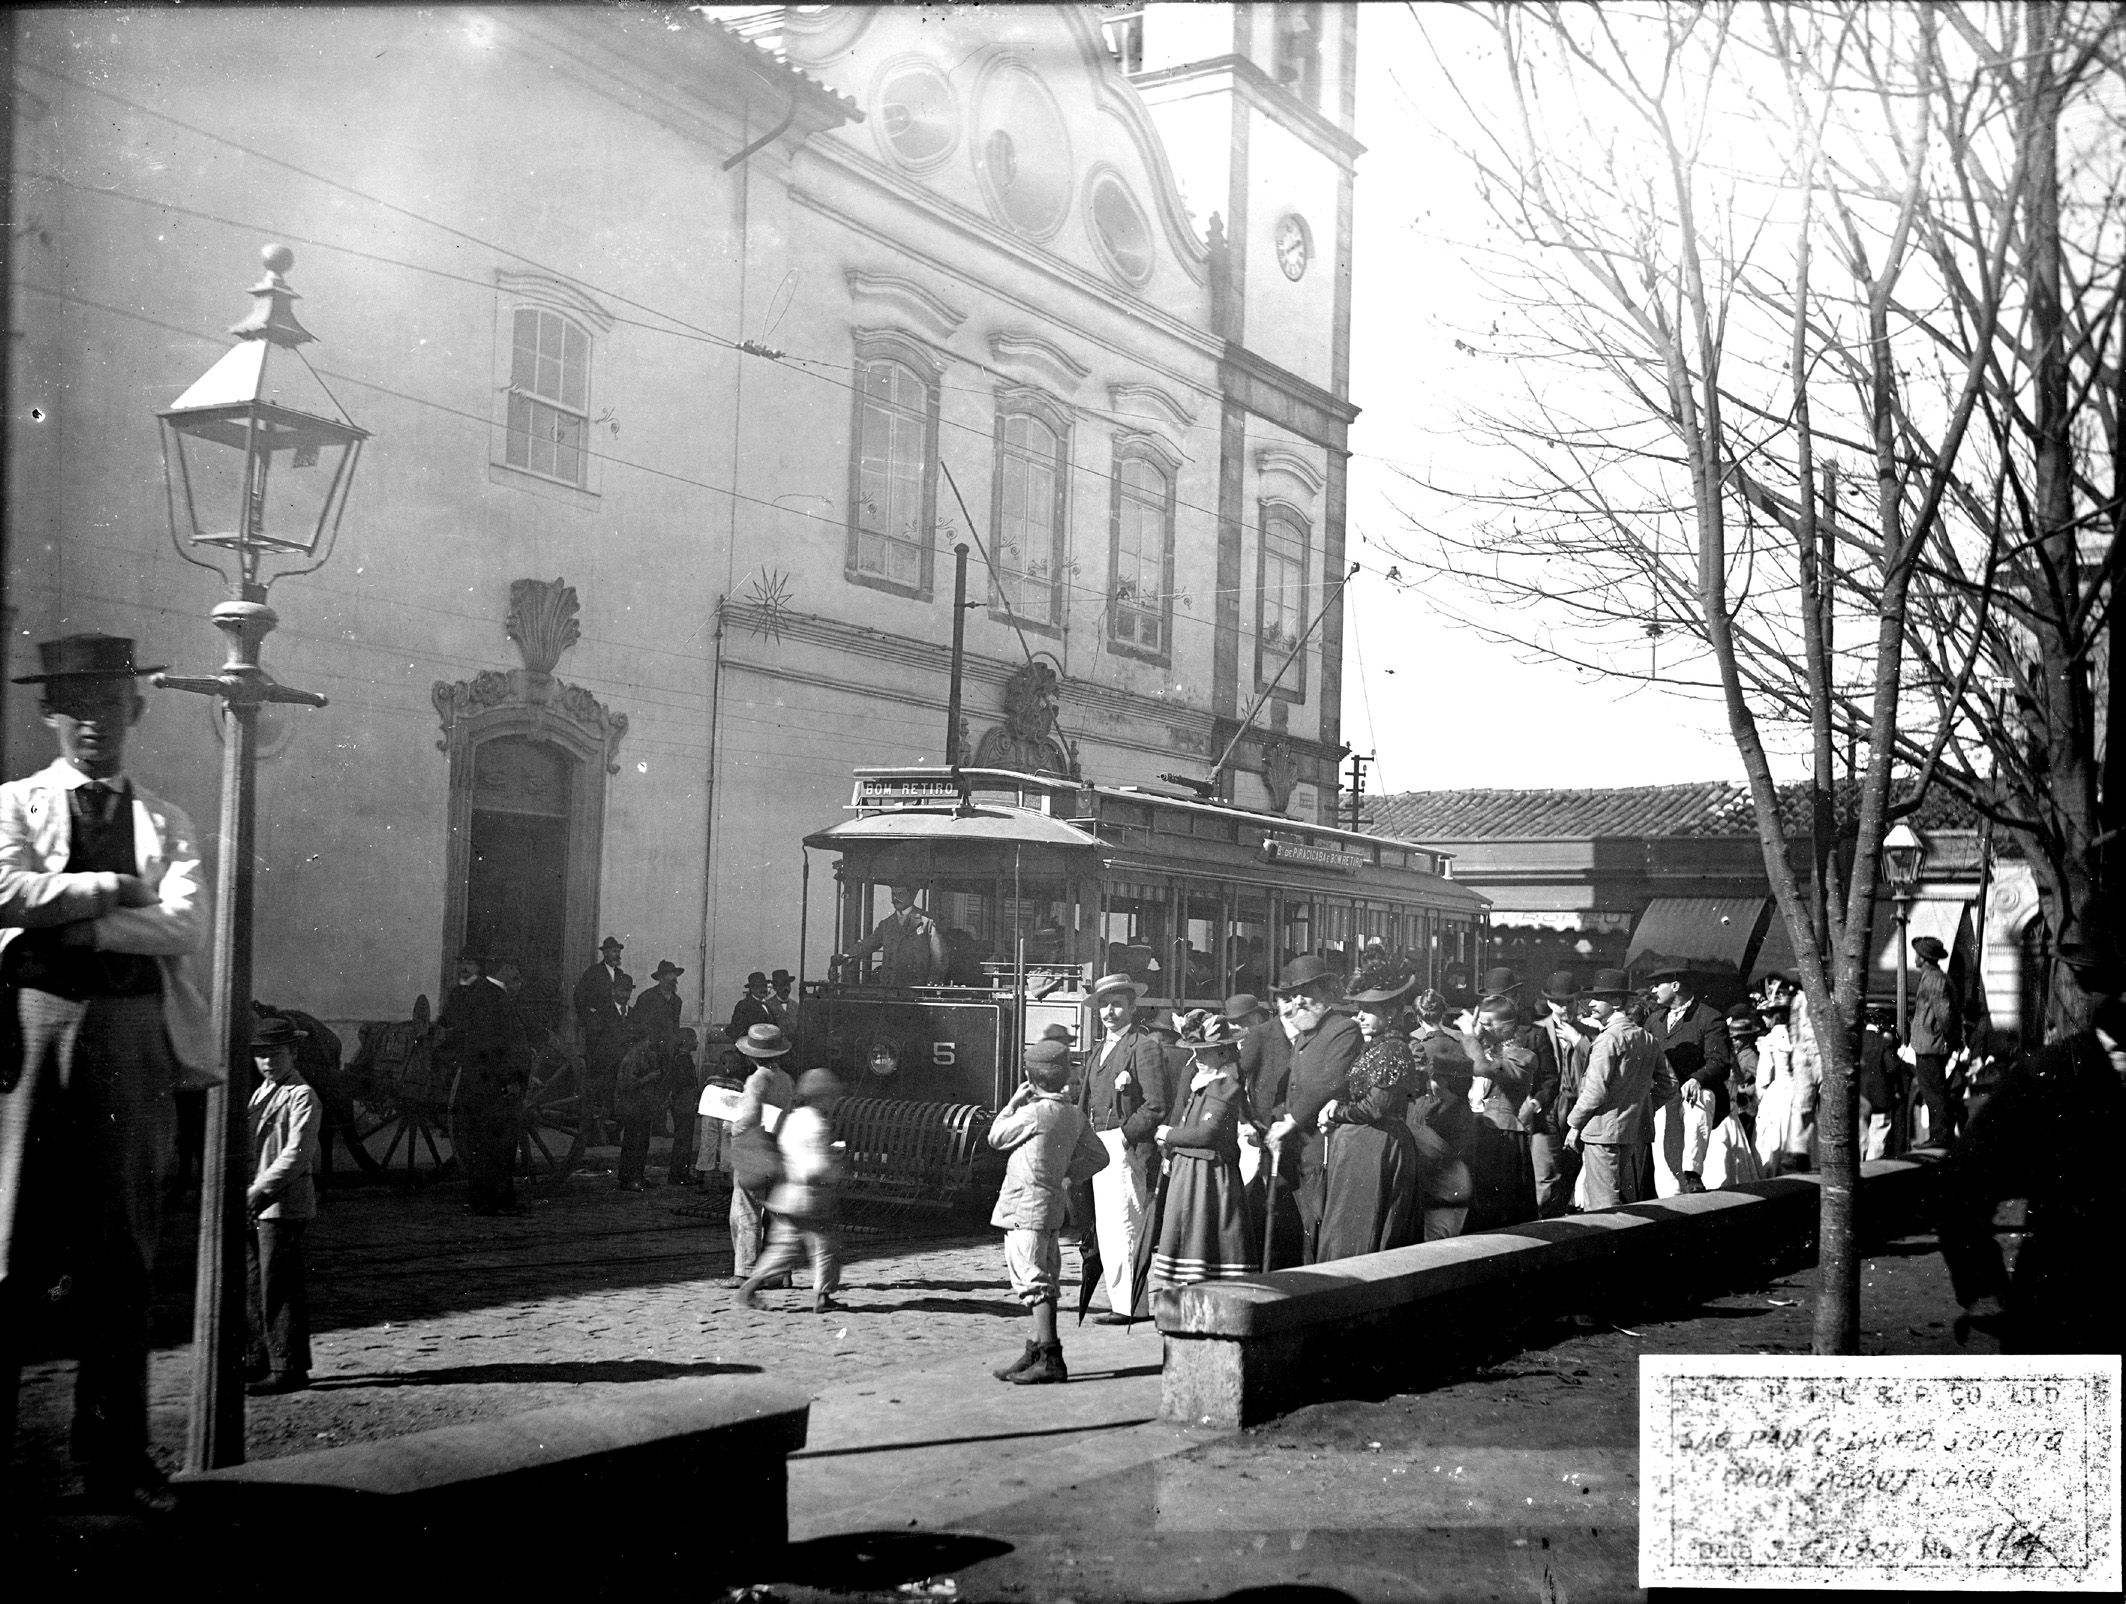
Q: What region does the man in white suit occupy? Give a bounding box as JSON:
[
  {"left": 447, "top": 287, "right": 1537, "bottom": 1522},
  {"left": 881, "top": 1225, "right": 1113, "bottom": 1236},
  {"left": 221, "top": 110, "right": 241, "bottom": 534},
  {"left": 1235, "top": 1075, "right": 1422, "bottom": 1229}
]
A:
[{"left": 1, "top": 634, "right": 211, "bottom": 1514}]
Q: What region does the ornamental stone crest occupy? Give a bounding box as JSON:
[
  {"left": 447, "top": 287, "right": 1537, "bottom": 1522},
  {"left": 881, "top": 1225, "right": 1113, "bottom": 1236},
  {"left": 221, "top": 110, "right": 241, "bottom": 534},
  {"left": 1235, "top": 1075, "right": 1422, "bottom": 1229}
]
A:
[
  {"left": 972, "top": 658, "right": 1078, "bottom": 778},
  {"left": 1260, "top": 738, "right": 1301, "bottom": 813},
  {"left": 433, "top": 578, "right": 628, "bottom": 773}
]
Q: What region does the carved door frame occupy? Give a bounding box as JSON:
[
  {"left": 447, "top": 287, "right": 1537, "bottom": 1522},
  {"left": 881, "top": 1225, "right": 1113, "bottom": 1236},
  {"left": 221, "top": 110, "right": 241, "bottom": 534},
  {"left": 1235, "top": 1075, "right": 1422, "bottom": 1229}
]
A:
[{"left": 433, "top": 668, "right": 626, "bottom": 1005}]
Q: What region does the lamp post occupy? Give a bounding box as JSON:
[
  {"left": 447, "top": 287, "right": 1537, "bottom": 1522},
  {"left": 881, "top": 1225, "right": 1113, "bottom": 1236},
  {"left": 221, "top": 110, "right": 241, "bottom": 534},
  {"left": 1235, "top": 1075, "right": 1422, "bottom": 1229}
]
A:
[
  {"left": 1883, "top": 820, "right": 1928, "bottom": 1042},
  {"left": 154, "top": 245, "right": 367, "bottom": 1471}
]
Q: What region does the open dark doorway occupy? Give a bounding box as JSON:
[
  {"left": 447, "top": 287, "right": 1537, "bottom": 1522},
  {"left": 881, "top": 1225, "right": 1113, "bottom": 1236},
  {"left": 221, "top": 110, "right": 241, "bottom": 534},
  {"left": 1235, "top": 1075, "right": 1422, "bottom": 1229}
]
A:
[{"left": 466, "top": 736, "right": 571, "bottom": 1034}]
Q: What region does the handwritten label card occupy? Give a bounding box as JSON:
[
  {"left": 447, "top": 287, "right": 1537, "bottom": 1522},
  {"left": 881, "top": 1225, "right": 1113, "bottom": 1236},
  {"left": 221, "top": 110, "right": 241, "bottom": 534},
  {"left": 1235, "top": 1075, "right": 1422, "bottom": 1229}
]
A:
[{"left": 1642, "top": 1355, "right": 2118, "bottom": 1591}]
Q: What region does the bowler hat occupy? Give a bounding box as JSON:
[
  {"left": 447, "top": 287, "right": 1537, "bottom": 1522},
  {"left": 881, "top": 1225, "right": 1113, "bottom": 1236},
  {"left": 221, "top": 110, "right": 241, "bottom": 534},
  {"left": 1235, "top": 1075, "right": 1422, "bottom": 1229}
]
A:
[
  {"left": 1271, "top": 955, "right": 1335, "bottom": 994},
  {"left": 1222, "top": 993, "right": 1266, "bottom": 1021},
  {"left": 1725, "top": 1002, "right": 1761, "bottom": 1035},
  {"left": 770, "top": 968, "right": 794, "bottom": 985},
  {"left": 1586, "top": 967, "right": 1633, "bottom": 1000},
  {"left": 1039, "top": 1022, "right": 1077, "bottom": 1043},
  {"left": 250, "top": 1016, "right": 309, "bottom": 1050},
  {"left": 1089, "top": 972, "right": 1147, "bottom": 1003},
  {"left": 599, "top": 936, "right": 625, "bottom": 953},
  {"left": 651, "top": 959, "right": 684, "bottom": 980},
  {"left": 1911, "top": 935, "right": 1949, "bottom": 962},
  {"left": 735, "top": 1024, "right": 791, "bottom": 1058},
  {"left": 1542, "top": 970, "right": 1579, "bottom": 1000},
  {"left": 13, "top": 632, "right": 165, "bottom": 684},
  {"left": 1647, "top": 963, "right": 1691, "bottom": 985},
  {"left": 1479, "top": 966, "right": 1520, "bottom": 996},
  {"left": 745, "top": 970, "right": 769, "bottom": 991}
]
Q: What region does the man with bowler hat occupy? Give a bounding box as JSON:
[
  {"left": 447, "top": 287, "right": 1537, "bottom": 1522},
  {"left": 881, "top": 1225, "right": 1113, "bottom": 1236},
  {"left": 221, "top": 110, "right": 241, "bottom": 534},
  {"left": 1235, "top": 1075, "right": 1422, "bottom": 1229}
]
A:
[
  {"left": 729, "top": 970, "right": 777, "bottom": 1037},
  {"left": 767, "top": 967, "right": 799, "bottom": 1031},
  {"left": 1646, "top": 964, "right": 1734, "bottom": 1195},
  {"left": 2, "top": 633, "right": 211, "bottom": 1513},
  {"left": 1530, "top": 971, "right": 1589, "bottom": 1216},
  {"left": 1564, "top": 968, "right": 1676, "bottom": 1208},
  {"left": 1908, "top": 934, "right": 1962, "bottom": 1146},
  {"left": 1264, "top": 955, "right": 1363, "bottom": 1265}
]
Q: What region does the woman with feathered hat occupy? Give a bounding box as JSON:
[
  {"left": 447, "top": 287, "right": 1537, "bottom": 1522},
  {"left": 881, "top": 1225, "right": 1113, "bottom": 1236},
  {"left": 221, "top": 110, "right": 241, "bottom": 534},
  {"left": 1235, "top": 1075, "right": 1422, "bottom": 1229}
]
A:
[
  {"left": 1147, "top": 1012, "right": 1258, "bottom": 1286},
  {"left": 1315, "top": 954, "right": 1422, "bottom": 1261}
]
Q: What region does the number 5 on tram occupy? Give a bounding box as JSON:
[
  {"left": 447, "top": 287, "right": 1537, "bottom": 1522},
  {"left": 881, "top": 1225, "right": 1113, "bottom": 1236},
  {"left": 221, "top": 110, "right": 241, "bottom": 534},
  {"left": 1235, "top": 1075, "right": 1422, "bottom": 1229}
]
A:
[{"left": 792, "top": 766, "right": 1488, "bottom": 1203}]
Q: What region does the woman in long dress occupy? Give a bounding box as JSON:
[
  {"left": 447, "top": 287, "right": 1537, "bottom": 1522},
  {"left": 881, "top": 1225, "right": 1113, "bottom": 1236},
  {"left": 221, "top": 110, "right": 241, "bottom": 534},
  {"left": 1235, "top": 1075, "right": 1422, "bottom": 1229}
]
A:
[
  {"left": 1316, "top": 962, "right": 1422, "bottom": 1262},
  {"left": 1149, "top": 1013, "right": 1258, "bottom": 1286},
  {"left": 1753, "top": 982, "right": 1818, "bottom": 1173}
]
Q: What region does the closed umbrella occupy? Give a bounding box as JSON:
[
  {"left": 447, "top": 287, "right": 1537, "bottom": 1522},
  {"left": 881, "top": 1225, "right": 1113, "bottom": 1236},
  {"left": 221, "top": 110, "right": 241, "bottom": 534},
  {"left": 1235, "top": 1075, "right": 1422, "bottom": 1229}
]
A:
[{"left": 1124, "top": 1160, "right": 1174, "bottom": 1332}]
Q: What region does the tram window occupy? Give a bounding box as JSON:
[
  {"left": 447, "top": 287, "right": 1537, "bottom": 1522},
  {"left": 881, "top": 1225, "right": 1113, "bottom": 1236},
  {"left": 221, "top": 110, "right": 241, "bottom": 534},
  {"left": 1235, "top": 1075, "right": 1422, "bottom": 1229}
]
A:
[
  {"left": 1279, "top": 898, "right": 1314, "bottom": 971},
  {"left": 1226, "top": 894, "right": 1270, "bottom": 995},
  {"left": 1320, "top": 901, "right": 1353, "bottom": 972},
  {"left": 1176, "top": 888, "right": 1224, "bottom": 1002},
  {"left": 1103, "top": 879, "right": 1169, "bottom": 990}
]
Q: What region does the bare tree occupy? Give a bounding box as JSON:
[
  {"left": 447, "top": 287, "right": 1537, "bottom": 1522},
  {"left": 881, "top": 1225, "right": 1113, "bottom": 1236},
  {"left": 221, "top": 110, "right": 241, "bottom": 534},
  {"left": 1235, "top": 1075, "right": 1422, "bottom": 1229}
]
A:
[{"left": 1382, "top": 1, "right": 2124, "bottom": 1350}]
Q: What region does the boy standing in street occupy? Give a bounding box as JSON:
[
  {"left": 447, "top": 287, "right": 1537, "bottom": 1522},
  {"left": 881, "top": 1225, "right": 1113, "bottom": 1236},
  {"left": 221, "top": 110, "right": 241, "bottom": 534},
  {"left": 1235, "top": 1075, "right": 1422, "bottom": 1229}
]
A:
[
  {"left": 987, "top": 1039, "right": 1108, "bottom": 1385},
  {"left": 245, "top": 1015, "right": 322, "bottom": 1394}
]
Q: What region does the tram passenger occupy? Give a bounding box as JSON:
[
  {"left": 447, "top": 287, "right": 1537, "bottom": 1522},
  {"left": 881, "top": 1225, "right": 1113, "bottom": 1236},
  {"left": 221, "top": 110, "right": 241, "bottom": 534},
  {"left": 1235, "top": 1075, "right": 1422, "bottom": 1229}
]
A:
[
  {"left": 1078, "top": 972, "right": 1168, "bottom": 1321},
  {"left": 1150, "top": 1014, "right": 1258, "bottom": 1286},
  {"left": 843, "top": 885, "right": 948, "bottom": 986},
  {"left": 1265, "top": 956, "right": 1363, "bottom": 1265},
  {"left": 1315, "top": 960, "right": 1420, "bottom": 1261}
]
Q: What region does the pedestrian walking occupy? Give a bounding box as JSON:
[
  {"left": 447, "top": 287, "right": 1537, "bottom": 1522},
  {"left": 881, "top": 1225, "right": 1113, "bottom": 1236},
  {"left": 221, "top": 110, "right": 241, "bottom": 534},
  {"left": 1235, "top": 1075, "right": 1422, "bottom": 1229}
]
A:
[
  {"left": 1, "top": 634, "right": 212, "bottom": 1515},
  {"left": 719, "top": 1024, "right": 796, "bottom": 1289},
  {"left": 1564, "top": 968, "right": 1675, "bottom": 1208},
  {"left": 986, "top": 1038, "right": 1108, "bottom": 1385},
  {"left": 1149, "top": 1013, "right": 1260, "bottom": 1284},
  {"left": 736, "top": 1069, "right": 847, "bottom": 1313},
  {"left": 1077, "top": 971, "right": 1168, "bottom": 1320},
  {"left": 244, "top": 1016, "right": 321, "bottom": 1396},
  {"left": 1314, "top": 963, "right": 1420, "bottom": 1262}
]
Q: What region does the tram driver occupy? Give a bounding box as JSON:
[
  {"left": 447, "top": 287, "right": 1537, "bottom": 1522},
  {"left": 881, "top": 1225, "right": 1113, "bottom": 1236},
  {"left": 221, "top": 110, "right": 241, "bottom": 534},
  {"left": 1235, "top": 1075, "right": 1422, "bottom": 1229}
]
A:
[{"left": 841, "top": 884, "right": 949, "bottom": 986}]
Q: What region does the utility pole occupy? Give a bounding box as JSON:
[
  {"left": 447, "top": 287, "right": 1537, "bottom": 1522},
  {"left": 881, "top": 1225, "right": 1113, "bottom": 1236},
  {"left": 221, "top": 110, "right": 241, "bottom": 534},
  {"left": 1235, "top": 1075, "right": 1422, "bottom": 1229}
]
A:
[{"left": 1342, "top": 752, "right": 1372, "bottom": 832}]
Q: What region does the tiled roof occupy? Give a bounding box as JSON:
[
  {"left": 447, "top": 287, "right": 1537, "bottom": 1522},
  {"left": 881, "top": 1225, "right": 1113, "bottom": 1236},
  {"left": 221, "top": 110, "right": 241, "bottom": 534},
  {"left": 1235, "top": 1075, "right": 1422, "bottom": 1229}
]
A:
[
  {"left": 1368, "top": 784, "right": 1757, "bottom": 842},
  {"left": 1370, "top": 779, "right": 1995, "bottom": 846}
]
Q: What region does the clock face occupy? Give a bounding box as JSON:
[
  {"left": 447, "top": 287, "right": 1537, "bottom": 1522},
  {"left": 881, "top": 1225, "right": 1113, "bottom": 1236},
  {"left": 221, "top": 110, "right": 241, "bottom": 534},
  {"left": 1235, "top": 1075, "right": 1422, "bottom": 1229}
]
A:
[{"left": 1276, "top": 214, "right": 1311, "bottom": 280}]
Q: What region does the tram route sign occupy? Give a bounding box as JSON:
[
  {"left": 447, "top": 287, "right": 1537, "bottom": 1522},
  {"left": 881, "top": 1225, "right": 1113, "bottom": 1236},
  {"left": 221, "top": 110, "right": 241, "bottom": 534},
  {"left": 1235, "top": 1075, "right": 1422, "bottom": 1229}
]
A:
[
  {"left": 855, "top": 775, "right": 964, "bottom": 807},
  {"left": 1258, "top": 836, "right": 1367, "bottom": 873}
]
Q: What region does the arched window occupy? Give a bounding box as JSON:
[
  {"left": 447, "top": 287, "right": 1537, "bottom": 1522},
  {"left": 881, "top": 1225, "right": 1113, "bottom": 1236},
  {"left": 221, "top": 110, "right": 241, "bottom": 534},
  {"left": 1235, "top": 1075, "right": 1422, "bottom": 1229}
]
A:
[
  {"left": 847, "top": 335, "right": 942, "bottom": 598},
  {"left": 1257, "top": 502, "right": 1311, "bottom": 699},
  {"left": 505, "top": 307, "right": 591, "bottom": 487},
  {"left": 991, "top": 397, "right": 1069, "bottom": 630},
  {"left": 1108, "top": 443, "right": 1175, "bottom": 663}
]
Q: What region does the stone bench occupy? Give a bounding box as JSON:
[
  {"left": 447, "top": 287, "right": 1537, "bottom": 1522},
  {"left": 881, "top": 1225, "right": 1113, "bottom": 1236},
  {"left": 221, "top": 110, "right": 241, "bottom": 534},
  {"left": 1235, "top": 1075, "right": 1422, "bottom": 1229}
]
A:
[
  {"left": 176, "top": 1374, "right": 808, "bottom": 1585},
  {"left": 1156, "top": 1155, "right": 1942, "bottom": 1428}
]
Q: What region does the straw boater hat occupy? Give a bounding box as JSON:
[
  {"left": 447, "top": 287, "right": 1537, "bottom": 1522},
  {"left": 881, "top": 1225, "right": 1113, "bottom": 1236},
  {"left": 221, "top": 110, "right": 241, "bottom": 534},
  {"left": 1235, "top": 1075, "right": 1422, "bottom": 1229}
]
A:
[
  {"left": 735, "top": 1023, "right": 792, "bottom": 1058},
  {"left": 1089, "top": 972, "right": 1146, "bottom": 1003}
]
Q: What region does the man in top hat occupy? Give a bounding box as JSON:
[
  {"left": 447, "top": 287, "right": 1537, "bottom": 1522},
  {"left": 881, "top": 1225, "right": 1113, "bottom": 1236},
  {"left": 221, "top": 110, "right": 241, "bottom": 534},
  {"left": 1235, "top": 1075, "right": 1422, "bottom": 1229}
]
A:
[
  {"left": 1077, "top": 972, "right": 1169, "bottom": 1321},
  {"left": 434, "top": 946, "right": 528, "bottom": 1214},
  {"left": 843, "top": 884, "right": 948, "bottom": 987},
  {"left": 2, "top": 633, "right": 211, "bottom": 1511},
  {"left": 721, "top": 1023, "right": 798, "bottom": 1288},
  {"left": 1937, "top": 940, "right": 2124, "bottom": 1353},
  {"left": 244, "top": 1014, "right": 322, "bottom": 1396},
  {"left": 1645, "top": 964, "right": 1733, "bottom": 1197},
  {"left": 1529, "top": 971, "right": 1590, "bottom": 1216},
  {"left": 729, "top": 970, "right": 777, "bottom": 1037},
  {"left": 1907, "top": 934, "right": 1963, "bottom": 1147},
  {"left": 1264, "top": 955, "right": 1363, "bottom": 1265},
  {"left": 1564, "top": 968, "right": 1676, "bottom": 1209}
]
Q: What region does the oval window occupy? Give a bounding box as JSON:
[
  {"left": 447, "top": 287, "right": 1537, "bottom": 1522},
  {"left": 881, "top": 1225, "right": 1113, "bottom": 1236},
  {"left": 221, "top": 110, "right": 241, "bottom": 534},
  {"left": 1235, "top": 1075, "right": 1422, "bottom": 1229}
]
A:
[
  {"left": 876, "top": 59, "right": 957, "bottom": 171},
  {"left": 973, "top": 61, "right": 1072, "bottom": 240},
  {"left": 1088, "top": 169, "right": 1155, "bottom": 287}
]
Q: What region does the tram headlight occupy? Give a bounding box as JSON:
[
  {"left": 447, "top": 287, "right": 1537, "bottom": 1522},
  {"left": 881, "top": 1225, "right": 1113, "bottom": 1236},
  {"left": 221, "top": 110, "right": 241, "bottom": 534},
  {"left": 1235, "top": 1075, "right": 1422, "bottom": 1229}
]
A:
[{"left": 868, "top": 1042, "right": 900, "bottom": 1078}]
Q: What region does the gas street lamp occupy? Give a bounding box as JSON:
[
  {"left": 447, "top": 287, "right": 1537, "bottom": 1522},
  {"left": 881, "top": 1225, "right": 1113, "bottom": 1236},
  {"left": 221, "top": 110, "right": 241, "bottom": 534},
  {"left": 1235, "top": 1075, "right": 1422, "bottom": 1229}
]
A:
[
  {"left": 1882, "top": 820, "right": 1928, "bottom": 1042},
  {"left": 153, "top": 245, "right": 367, "bottom": 1471}
]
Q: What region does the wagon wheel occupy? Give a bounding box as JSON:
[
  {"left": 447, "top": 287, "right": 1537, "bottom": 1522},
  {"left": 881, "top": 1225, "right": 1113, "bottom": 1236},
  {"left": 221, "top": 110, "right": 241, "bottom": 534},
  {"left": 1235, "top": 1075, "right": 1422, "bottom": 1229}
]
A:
[
  {"left": 342, "top": 1088, "right": 458, "bottom": 1185},
  {"left": 517, "top": 1037, "right": 585, "bottom": 1181}
]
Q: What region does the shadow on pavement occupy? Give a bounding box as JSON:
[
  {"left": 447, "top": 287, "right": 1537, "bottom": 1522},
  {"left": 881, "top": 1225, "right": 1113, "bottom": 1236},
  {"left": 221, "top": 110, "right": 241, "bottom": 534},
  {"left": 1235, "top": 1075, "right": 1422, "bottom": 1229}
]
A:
[
  {"left": 779, "top": 1530, "right": 1014, "bottom": 1590},
  {"left": 307, "top": 1358, "right": 761, "bottom": 1388},
  {"left": 848, "top": 1296, "right": 1027, "bottom": 1317},
  {"left": 792, "top": 1416, "right": 1157, "bottom": 1460},
  {"left": 1213, "top": 1590, "right": 1362, "bottom": 1603}
]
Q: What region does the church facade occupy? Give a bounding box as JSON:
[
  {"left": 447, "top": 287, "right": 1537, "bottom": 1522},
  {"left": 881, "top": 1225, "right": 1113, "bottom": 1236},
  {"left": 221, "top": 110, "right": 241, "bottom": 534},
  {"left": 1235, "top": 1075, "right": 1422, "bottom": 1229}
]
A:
[{"left": 5, "top": 4, "right": 1363, "bottom": 1035}]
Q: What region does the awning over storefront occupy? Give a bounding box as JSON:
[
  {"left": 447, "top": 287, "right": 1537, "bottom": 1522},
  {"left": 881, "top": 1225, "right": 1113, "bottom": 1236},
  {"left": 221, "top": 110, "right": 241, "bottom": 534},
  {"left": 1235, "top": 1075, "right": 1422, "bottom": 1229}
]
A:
[
  {"left": 1748, "top": 894, "right": 1976, "bottom": 1000},
  {"left": 1623, "top": 896, "right": 1772, "bottom": 981}
]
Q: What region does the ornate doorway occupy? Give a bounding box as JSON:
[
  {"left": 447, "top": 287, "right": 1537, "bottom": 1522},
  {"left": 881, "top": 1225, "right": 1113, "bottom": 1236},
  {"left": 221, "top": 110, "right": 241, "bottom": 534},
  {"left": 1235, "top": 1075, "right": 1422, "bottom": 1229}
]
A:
[{"left": 433, "top": 580, "right": 628, "bottom": 1031}]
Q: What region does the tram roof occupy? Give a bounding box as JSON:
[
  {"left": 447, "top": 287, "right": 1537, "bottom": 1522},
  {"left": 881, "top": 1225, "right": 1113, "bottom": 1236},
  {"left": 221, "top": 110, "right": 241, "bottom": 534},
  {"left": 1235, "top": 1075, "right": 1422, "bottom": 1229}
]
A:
[
  {"left": 846, "top": 766, "right": 1462, "bottom": 862},
  {"left": 803, "top": 804, "right": 1103, "bottom": 854}
]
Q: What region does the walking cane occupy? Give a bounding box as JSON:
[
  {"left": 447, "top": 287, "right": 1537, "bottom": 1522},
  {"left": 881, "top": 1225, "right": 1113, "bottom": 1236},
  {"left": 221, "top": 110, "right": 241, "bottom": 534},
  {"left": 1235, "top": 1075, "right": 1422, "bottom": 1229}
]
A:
[{"left": 1260, "top": 1133, "right": 1282, "bottom": 1273}]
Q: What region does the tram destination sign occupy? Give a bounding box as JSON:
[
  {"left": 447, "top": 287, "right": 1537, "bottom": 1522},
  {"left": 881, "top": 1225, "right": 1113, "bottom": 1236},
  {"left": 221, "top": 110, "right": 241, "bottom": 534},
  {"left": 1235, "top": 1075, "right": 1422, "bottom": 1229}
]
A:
[
  {"left": 857, "top": 775, "right": 963, "bottom": 807},
  {"left": 1259, "top": 836, "right": 1368, "bottom": 873}
]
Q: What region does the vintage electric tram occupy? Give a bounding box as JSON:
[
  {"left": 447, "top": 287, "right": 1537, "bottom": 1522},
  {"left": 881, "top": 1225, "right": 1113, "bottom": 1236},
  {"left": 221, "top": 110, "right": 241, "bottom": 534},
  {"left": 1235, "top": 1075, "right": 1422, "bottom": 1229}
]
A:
[{"left": 793, "top": 765, "right": 1488, "bottom": 1202}]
